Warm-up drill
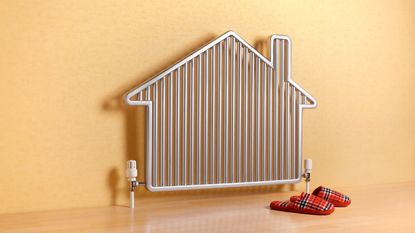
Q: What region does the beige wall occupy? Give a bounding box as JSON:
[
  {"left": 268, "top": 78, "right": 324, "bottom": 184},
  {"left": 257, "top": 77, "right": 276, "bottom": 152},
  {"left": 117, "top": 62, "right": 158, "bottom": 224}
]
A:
[{"left": 1, "top": 0, "right": 414, "bottom": 214}]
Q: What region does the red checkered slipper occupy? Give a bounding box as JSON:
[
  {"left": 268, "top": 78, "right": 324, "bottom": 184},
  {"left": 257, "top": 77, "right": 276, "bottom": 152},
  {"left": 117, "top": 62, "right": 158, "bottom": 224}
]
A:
[
  {"left": 270, "top": 193, "right": 335, "bottom": 215},
  {"left": 312, "top": 186, "right": 351, "bottom": 207}
]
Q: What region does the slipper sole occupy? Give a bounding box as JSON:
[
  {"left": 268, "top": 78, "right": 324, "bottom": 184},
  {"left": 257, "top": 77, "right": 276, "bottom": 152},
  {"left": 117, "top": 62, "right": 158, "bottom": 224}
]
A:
[{"left": 270, "top": 200, "right": 334, "bottom": 215}]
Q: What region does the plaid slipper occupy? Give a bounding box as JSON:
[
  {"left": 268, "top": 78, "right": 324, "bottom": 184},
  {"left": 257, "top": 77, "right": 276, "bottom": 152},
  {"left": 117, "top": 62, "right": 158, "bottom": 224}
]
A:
[
  {"left": 312, "top": 186, "right": 351, "bottom": 207},
  {"left": 270, "top": 193, "right": 335, "bottom": 215}
]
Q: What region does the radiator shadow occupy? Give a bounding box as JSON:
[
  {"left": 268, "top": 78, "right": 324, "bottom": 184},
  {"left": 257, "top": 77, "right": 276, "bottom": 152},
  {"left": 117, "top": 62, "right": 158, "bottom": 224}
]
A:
[{"left": 107, "top": 167, "right": 121, "bottom": 206}]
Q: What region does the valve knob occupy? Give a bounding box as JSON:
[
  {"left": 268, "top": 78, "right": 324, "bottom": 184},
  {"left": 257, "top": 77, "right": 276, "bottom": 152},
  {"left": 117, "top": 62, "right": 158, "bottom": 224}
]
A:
[{"left": 126, "top": 160, "right": 137, "bottom": 181}]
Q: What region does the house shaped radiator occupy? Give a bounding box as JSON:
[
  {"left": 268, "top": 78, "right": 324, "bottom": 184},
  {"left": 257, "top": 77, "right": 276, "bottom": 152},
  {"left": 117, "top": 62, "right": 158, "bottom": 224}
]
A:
[{"left": 125, "top": 31, "right": 316, "bottom": 192}]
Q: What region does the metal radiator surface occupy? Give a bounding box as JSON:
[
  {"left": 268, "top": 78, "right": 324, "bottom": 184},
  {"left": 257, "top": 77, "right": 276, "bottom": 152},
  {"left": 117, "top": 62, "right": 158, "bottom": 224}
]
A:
[{"left": 125, "top": 31, "right": 316, "bottom": 192}]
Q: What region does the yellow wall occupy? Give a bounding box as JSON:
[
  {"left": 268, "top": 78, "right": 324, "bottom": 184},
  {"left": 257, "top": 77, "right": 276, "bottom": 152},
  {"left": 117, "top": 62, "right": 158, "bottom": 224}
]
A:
[{"left": 1, "top": 0, "right": 414, "bottom": 214}]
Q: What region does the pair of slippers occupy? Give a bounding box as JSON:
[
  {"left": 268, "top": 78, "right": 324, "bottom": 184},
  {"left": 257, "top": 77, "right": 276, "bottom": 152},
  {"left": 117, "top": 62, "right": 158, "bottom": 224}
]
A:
[{"left": 270, "top": 186, "right": 351, "bottom": 215}]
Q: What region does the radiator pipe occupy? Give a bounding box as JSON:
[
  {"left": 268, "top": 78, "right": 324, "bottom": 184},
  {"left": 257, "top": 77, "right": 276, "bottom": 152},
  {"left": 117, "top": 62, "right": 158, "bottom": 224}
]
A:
[
  {"left": 127, "top": 160, "right": 145, "bottom": 208},
  {"left": 126, "top": 160, "right": 137, "bottom": 208},
  {"left": 303, "top": 158, "right": 312, "bottom": 193}
]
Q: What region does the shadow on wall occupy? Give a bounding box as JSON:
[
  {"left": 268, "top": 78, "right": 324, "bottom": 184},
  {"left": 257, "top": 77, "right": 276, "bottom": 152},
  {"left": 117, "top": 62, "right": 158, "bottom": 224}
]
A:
[{"left": 102, "top": 33, "right": 296, "bottom": 207}]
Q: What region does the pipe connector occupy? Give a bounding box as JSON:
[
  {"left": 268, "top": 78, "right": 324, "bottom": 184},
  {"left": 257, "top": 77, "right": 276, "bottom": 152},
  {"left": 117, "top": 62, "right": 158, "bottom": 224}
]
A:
[
  {"left": 302, "top": 158, "right": 312, "bottom": 193},
  {"left": 126, "top": 160, "right": 138, "bottom": 208}
]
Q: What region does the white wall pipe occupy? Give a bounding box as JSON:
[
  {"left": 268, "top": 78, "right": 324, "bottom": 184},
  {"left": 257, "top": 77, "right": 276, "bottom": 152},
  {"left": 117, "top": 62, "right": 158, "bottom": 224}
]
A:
[
  {"left": 304, "top": 159, "right": 312, "bottom": 193},
  {"left": 126, "top": 160, "right": 138, "bottom": 208}
]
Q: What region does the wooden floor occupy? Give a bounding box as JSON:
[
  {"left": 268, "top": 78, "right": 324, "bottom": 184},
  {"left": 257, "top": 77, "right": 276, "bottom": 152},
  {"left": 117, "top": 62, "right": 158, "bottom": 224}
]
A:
[{"left": 1, "top": 182, "right": 414, "bottom": 233}]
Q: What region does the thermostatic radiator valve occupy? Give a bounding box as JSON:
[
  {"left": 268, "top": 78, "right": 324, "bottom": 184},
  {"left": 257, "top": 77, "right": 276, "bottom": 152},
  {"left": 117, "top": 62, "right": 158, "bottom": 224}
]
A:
[
  {"left": 126, "top": 160, "right": 138, "bottom": 208},
  {"left": 303, "top": 159, "right": 312, "bottom": 194}
]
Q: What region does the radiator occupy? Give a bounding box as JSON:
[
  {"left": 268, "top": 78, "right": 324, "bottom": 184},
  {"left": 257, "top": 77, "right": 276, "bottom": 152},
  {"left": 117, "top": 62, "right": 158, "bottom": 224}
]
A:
[{"left": 125, "top": 31, "right": 316, "bottom": 195}]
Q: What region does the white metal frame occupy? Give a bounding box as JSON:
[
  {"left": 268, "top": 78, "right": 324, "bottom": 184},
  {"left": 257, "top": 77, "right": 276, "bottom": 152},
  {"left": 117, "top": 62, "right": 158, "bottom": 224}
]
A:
[{"left": 125, "top": 31, "right": 316, "bottom": 192}]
